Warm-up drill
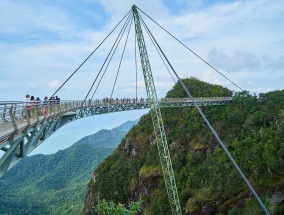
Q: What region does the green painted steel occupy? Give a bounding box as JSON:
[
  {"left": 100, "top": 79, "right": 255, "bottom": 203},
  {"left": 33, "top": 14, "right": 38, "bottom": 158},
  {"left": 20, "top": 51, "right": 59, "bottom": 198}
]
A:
[{"left": 132, "top": 5, "right": 182, "bottom": 215}]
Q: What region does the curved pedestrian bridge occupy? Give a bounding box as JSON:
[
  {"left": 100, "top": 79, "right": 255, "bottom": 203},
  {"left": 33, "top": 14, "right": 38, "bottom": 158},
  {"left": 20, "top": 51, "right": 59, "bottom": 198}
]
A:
[{"left": 0, "top": 97, "right": 232, "bottom": 177}]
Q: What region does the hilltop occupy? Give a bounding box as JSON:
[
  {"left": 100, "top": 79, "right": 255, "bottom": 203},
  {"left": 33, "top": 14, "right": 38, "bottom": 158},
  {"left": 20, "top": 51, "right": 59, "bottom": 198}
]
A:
[{"left": 84, "top": 78, "right": 284, "bottom": 214}]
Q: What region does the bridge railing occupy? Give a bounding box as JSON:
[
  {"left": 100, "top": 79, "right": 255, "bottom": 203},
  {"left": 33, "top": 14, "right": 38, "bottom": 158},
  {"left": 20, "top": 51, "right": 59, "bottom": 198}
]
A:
[
  {"left": 0, "top": 100, "right": 81, "bottom": 132},
  {"left": 0, "top": 102, "right": 24, "bottom": 130},
  {"left": 85, "top": 97, "right": 233, "bottom": 106},
  {"left": 0, "top": 97, "right": 233, "bottom": 133},
  {"left": 88, "top": 98, "right": 148, "bottom": 105},
  {"left": 159, "top": 97, "right": 233, "bottom": 103}
]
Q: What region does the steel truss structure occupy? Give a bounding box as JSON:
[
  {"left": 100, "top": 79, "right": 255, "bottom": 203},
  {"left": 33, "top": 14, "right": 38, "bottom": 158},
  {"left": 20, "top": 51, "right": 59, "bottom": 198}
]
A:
[{"left": 132, "top": 5, "right": 182, "bottom": 214}]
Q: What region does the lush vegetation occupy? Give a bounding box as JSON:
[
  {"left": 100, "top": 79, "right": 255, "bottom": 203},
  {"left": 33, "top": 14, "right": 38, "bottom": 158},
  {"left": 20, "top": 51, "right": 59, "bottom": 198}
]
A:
[
  {"left": 95, "top": 199, "right": 141, "bottom": 215},
  {"left": 85, "top": 78, "right": 284, "bottom": 214},
  {"left": 0, "top": 120, "right": 137, "bottom": 215}
]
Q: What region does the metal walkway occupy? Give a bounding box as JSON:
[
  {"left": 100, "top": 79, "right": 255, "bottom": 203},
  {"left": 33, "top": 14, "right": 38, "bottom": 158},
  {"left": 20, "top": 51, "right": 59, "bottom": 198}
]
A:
[{"left": 0, "top": 97, "right": 232, "bottom": 177}]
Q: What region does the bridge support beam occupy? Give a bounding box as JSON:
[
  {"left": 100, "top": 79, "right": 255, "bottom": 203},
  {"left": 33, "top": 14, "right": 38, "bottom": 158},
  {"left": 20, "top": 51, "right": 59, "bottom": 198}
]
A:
[
  {"left": 0, "top": 116, "right": 71, "bottom": 177},
  {"left": 132, "top": 5, "right": 182, "bottom": 215},
  {"left": 0, "top": 138, "right": 22, "bottom": 177}
]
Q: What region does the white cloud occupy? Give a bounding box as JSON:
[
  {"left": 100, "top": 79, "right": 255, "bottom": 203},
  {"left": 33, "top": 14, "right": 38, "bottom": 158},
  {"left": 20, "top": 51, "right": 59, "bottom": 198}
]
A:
[
  {"left": 122, "top": 80, "right": 145, "bottom": 88},
  {"left": 0, "top": 0, "right": 283, "bottom": 101},
  {"left": 267, "top": 55, "right": 284, "bottom": 71},
  {"left": 201, "top": 70, "right": 223, "bottom": 86},
  {"left": 207, "top": 49, "right": 262, "bottom": 72},
  {"left": 48, "top": 80, "right": 61, "bottom": 90}
]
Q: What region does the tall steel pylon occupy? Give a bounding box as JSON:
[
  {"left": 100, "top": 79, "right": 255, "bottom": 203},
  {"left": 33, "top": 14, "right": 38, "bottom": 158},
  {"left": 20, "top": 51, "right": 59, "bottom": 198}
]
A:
[{"left": 132, "top": 5, "right": 182, "bottom": 215}]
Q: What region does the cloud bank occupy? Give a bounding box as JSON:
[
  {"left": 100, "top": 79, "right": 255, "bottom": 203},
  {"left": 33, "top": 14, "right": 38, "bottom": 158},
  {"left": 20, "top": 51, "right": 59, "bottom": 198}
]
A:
[{"left": 0, "top": 0, "right": 283, "bottom": 101}]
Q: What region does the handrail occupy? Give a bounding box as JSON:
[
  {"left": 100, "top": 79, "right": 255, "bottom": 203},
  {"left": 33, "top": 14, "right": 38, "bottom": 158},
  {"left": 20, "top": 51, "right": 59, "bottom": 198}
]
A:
[{"left": 0, "top": 97, "right": 233, "bottom": 136}]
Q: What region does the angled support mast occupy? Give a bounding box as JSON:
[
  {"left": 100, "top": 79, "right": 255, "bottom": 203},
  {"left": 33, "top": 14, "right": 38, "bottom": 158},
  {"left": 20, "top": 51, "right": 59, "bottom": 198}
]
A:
[{"left": 132, "top": 5, "right": 182, "bottom": 215}]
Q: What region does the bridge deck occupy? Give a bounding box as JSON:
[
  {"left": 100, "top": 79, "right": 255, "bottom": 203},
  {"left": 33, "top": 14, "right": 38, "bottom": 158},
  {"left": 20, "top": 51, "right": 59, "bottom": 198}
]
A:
[
  {"left": 0, "top": 97, "right": 232, "bottom": 177},
  {"left": 0, "top": 97, "right": 232, "bottom": 144}
]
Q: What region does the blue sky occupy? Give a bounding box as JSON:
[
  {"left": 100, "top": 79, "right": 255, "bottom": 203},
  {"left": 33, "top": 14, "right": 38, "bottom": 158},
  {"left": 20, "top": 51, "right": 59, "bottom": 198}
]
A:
[
  {"left": 1, "top": 0, "right": 283, "bottom": 101},
  {"left": 0, "top": 0, "right": 283, "bottom": 154},
  {"left": 30, "top": 109, "right": 148, "bottom": 155}
]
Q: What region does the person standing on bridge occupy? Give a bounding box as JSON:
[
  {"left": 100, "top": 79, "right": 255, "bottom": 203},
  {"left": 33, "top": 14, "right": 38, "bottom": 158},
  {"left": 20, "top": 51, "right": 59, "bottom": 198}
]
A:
[
  {"left": 25, "top": 94, "right": 31, "bottom": 118},
  {"left": 43, "top": 96, "right": 48, "bottom": 117},
  {"left": 36, "top": 97, "right": 42, "bottom": 116},
  {"left": 30, "top": 96, "right": 36, "bottom": 118},
  {"left": 55, "top": 96, "right": 60, "bottom": 112}
]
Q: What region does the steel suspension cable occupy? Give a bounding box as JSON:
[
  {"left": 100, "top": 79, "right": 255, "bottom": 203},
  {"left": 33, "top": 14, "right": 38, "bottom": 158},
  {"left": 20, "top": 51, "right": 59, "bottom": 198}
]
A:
[
  {"left": 50, "top": 10, "right": 131, "bottom": 98},
  {"left": 135, "top": 25, "right": 138, "bottom": 100},
  {"left": 90, "top": 15, "right": 133, "bottom": 100},
  {"left": 139, "top": 16, "right": 270, "bottom": 215},
  {"left": 110, "top": 15, "right": 133, "bottom": 99},
  {"left": 138, "top": 14, "right": 176, "bottom": 84},
  {"left": 79, "top": 13, "right": 132, "bottom": 111},
  {"left": 137, "top": 7, "right": 243, "bottom": 92}
]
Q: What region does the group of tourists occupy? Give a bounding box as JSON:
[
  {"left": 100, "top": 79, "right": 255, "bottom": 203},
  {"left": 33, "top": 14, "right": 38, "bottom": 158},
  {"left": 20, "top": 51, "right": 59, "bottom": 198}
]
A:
[
  {"left": 23, "top": 94, "right": 148, "bottom": 119},
  {"left": 24, "top": 94, "right": 61, "bottom": 118},
  {"left": 96, "top": 97, "right": 146, "bottom": 105}
]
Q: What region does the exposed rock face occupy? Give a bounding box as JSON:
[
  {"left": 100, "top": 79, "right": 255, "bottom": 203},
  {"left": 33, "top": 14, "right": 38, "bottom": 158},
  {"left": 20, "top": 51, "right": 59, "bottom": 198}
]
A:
[
  {"left": 133, "top": 168, "right": 161, "bottom": 198},
  {"left": 124, "top": 138, "right": 137, "bottom": 158},
  {"left": 83, "top": 182, "right": 97, "bottom": 215}
]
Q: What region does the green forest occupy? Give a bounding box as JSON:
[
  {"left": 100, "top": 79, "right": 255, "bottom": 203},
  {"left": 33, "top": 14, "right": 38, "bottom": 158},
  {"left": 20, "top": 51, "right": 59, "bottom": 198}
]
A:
[
  {"left": 0, "top": 121, "right": 136, "bottom": 215},
  {"left": 0, "top": 145, "right": 113, "bottom": 215},
  {"left": 84, "top": 78, "right": 284, "bottom": 214}
]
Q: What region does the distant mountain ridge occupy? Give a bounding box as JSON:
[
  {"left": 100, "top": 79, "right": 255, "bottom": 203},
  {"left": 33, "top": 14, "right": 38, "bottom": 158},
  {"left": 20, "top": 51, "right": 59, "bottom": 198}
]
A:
[
  {"left": 74, "top": 120, "right": 138, "bottom": 148},
  {"left": 0, "top": 119, "right": 138, "bottom": 215}
]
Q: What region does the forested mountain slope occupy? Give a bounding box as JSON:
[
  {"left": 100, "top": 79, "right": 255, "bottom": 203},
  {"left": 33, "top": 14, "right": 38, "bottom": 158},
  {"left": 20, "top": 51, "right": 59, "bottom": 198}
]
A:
[
  {"left": 84, "top": 78, "right": 284, "bottom": 214},
  {"left": 0, "top": 120, "right": 137, "bottom": 215}
]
